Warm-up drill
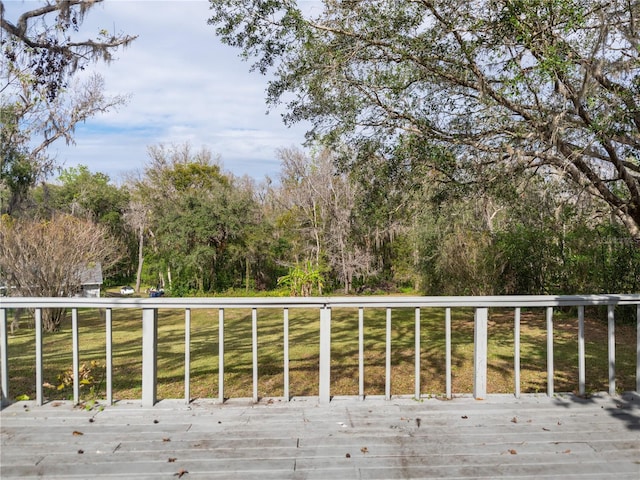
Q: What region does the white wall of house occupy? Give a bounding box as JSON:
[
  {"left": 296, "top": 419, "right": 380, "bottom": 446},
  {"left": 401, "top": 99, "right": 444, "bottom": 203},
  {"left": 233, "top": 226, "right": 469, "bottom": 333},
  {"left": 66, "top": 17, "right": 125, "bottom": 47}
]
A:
[{"left": 81, "top": 284, "right": 101, "bottom": 298}]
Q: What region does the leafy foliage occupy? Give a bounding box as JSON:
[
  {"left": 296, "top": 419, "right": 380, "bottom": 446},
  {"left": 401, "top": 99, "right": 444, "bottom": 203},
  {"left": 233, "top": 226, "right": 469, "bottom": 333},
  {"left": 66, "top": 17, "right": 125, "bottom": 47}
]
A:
[
  {"left": 131, "top": 144, "right": 266, "bottom": 294},
  {"left": 209, "top": 0, "right": 640, "bottom": 243},
  {"left": 1, "top": 0, "right": 136, "bottom": 100},
  {"left": 1, "top": 1, "right": 135, "bottom": 213},
  {"left": 277, "top": 261, "right": 324, "bottom": 296}
]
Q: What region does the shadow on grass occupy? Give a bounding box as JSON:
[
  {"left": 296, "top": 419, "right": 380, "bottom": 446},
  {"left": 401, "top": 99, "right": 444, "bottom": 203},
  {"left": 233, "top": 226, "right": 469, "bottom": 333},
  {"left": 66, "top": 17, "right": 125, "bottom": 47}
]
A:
[{"left": 4, "top": 304, "right": 638, "bottom": 405}]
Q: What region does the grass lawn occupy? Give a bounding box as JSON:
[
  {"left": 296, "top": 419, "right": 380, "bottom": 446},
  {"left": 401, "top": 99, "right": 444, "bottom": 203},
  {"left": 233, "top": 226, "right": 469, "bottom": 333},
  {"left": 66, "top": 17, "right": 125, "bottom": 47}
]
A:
[{"left": 4, "top": 304, "right": 637, "bottom": 402}]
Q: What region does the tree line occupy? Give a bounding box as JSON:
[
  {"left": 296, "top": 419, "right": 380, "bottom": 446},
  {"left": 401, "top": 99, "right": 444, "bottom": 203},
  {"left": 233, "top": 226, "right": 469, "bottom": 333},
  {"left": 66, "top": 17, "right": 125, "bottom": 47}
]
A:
[{"left": 3, "top": 142, "right": 638, "bottom": 303}]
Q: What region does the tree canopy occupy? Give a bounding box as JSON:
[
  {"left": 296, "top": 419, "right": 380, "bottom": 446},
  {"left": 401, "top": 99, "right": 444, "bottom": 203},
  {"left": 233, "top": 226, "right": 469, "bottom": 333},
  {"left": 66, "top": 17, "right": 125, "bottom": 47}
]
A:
[
  {"left": 130, "top": 144, "right": 263, "bottom": 293},
  {"left": 209, "top": 0, "right": 640, "bottom": 243},
  {"left": 1, "top": 0, "right": 135, "bottom": 214},
  {"left": 1, "top": 0, "right": 136, "bottom": 100}
]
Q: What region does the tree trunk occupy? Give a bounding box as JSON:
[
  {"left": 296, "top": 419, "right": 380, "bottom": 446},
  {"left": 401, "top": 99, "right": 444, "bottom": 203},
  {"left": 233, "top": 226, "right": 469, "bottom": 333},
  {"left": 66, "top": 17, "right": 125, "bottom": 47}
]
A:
[
  {"left": 135, "top": 225, "right": 144, "bottom": 293},
  {"left": 246, "top": 256, "right": 250, "bottom": 292},
  {"left": 42, "top": 308, "right": 67, "bottom": 333}
]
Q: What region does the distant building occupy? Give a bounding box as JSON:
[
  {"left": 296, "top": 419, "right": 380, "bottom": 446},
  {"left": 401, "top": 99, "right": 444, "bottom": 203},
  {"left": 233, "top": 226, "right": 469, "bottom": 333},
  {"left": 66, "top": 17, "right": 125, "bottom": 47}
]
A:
[
  {"left": 78, "top": 263, "right": 103, "bottom": 298},
  {"left": 0, "top": 263, "right": 103, "bottom": 298}
]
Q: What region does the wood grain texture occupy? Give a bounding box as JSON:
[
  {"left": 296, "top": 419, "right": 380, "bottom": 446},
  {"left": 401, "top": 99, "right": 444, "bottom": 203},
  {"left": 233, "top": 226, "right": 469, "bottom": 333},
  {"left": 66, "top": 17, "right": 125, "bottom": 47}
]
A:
[{"left": 1, "top": 393, "right": 639, "bottom": 479}]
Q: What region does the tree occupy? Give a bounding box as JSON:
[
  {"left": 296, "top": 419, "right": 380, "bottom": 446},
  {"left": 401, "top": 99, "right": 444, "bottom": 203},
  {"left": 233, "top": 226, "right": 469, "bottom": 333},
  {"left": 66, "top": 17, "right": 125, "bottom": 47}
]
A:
[
  {"left": 0, "top": 107, "right": 36, "bottom": 214},
  {"left": 1, "top": 0, "right": 136, "bottom": 99},
  {"left": 123, "top": 199, "right": 150, "bottom": 294},
  {"left": 0, "top": 213, "right": 121, "bottom": 331},
  {"left": 54, "top": 165, "right": 129, "bottom": 231},
  {"left": 134, "top": 144, "right": 258, "bottom": 293},
  {"left": 209, "top": 0, "right": 640, "bottom": 243},
  {"left": 1, "top": 0, "right": 136, "bottom": 213},
  {"left": 229, "top": 175, "right": 284, "bottom": 292},
  {"left": 275, "top": 147, "right": 373, "bottom": 293}
]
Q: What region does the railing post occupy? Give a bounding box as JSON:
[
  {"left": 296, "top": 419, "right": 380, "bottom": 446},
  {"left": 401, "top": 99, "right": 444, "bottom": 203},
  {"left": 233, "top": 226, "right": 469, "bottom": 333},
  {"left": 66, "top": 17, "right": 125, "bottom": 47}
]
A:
[
  {"left": 252, "top": 308, "right": 258, "bottom": 403},
  {"left": 283, "top": 308, "right": 289, "bottom": 401},
  {"left": 35, "top": 309, "right": 43, "bottom": 406},
  {"left": 608, "top": 304, "right": 615, "bottom": 395},
  {"left": 1, "top": 308, "right": 8, "bottom": 406},
  {"left": 445, "top": 308, "right": 452, "bottom": 399},
  {"left": 72, "top": 309, "right": 79, "bottom": 405},
  {"left": 219, "top": 308, "right": 224, "bottom": 403},
  {"left": 385, "top": 308, "right": 392, "bottom": 400},
  {"left": 358, "top": 307, "right": 364, "bottom": 400},
  {"left": 319, "top": 306, "right": 331, "bottom": 404},
  {"left": 578, "top": 306, "right": 586, "bottom": 397},
  {"left": 474, "top": 307, "right": 488, "bottom": 400},
  {"left": 514, "top": 307, "right": 521, "bottom": 399},
  {"left": 185, "top": 308, "right": 191, "bottom": 404},
  {"left": 415, "top": 307, "right": 421, "bottom": 400},
  {"left": 142, "top": 308, "right": 158, "bottom": 407},
  {"left": 547, "top": 307, "right": 554, "bottom": 396},
  {"left": 105, "top": 308, "right": 113, "bottom": 405}
]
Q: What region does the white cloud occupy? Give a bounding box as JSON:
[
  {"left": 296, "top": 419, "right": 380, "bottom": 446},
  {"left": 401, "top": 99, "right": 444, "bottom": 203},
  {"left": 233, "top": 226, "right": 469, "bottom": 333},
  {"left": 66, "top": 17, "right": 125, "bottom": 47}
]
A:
[{"left": 5, "top": 0, "right": 311, "bottom": 181}]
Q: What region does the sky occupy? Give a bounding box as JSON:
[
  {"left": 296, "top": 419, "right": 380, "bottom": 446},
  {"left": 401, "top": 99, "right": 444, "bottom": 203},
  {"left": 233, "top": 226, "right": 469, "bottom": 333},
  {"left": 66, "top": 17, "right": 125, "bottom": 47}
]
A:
[{"left": 4, "top": 0, "right": 313, "bottom": 182}]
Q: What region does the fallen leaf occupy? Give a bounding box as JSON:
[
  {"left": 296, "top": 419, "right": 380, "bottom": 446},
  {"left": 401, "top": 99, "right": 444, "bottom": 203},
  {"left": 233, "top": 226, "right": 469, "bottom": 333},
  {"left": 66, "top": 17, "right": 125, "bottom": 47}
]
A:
[
  {"left": 168, "top": 457, "right": 177, "bottom": 463},
  {"left": 163, "top": 438, "right": 171, "bottom": 442},
  {"left": 415, "top": 418, "right": 421, "bottom": 428},
  {"left": 174, "top": 470, "right": 188, "bottom": 478},
  {"left": 345, "top": 453, "right": 351, "bottom": 458},
  {"left": 89, "top": 418, "right": 95, "bottom": 423},
  {"left": 461, "top": 415, "right": 468, "bottom": 419},
  {"left": 563, "top": 449, "right": 571, "bottom": 454},
  {"left": 43, "top": 382, "right": 56, "bottom": 389},
  {"left": 72, "top": 431, "right": 84, "bottom": 436},
  {"left": 508, "top": 449, "right": 517, "bottom": 455},
  {"left": 361, "top": 447, "right": 369, "bottom": 454},
  {"left": 51, "top": 401, "right": 63, "bottom": 407},
  {"left": 511, "top": 417, "right": 518, "bottom": 423},
  {"left": 542, "top": 427, "right": 551, "bottom": 431},
  {"left": 153, "top": 419, "right": 159, "bottom": 424},
  {"left": 77, "top": 449, "right": 84, "bottom": 454}
]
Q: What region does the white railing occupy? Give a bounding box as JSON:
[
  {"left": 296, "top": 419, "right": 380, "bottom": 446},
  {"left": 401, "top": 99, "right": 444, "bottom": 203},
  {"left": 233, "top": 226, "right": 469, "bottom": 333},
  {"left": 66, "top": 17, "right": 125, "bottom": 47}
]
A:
[{"left": 1, "top": 295, "right": 639, "bottom": 407}]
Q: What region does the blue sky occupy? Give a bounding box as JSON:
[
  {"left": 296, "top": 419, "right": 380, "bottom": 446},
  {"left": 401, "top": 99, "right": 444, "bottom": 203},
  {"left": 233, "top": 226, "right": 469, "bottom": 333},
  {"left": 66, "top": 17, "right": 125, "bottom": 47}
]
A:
[{"left": 4, "top": 0, "right": 312, "bottom": 182}]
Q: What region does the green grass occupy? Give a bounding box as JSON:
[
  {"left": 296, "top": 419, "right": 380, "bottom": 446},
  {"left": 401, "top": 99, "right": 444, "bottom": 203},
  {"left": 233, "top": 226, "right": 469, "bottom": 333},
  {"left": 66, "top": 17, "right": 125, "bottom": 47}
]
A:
[{"left": 4, "top": 305, "right": 637, "bottom": 402}]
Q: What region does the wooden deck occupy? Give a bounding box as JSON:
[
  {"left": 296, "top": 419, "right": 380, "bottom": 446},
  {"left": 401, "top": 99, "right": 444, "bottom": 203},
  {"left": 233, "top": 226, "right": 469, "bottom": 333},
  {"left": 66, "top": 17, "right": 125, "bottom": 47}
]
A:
[{"left": 1, "top": 393, "right": 639, "bottom": 479}]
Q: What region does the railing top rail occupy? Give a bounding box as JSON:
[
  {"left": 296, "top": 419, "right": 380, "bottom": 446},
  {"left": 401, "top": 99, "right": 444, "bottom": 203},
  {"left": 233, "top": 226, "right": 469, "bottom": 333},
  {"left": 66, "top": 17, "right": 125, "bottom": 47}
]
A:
[{"left": 1, "top": 294, "right": 639, "bottom": 310}]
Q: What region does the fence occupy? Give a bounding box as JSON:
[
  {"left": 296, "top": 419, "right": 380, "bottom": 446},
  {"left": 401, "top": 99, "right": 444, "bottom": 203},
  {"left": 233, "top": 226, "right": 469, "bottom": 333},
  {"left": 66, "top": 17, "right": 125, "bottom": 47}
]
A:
[{"left": 1, "top": 295, "right": 639, "bottom": 407}]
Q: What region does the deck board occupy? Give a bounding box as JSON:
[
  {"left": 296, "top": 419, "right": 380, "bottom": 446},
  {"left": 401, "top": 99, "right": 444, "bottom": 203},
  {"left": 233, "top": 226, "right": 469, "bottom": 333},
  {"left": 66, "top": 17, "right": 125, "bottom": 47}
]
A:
[{"left": 2, "top": 393, "right": 639, "bottom": 479}]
